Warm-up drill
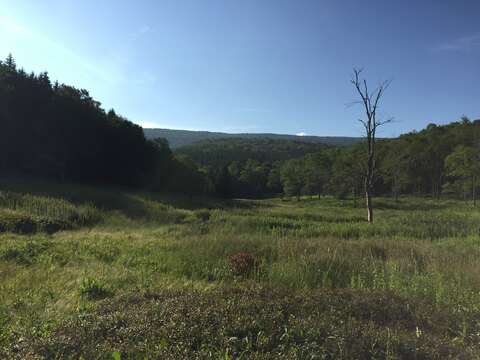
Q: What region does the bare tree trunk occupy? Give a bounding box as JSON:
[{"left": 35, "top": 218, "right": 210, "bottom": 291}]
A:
[
  {"left": 351, "top": 69, "right": 391, "bottom": 224},
  {"left": 365, "top": 155, "right": 374, "bottom": 223},
  {"left": 364, "top": 132, "right": 376, "bottom": 223}
]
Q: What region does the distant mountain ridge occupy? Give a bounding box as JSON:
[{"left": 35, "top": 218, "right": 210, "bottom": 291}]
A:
[
  {"left": 175, "top": 137, "right": 331, "bottom": 167},
  {"left": 143, "top": 128, "right": 364, "bottom": 149}
]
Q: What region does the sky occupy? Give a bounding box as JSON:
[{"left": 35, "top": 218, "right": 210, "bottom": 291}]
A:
[{"left": 0, "top": 0, "right": 479, "bottom": 137}]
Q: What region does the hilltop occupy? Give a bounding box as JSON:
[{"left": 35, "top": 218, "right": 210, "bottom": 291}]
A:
[
  {"left": 143, "top": 128, "right": 364, "bottom": 149},
  {"left": 175, "top": 138, "right": 330, "bottom": 167}
]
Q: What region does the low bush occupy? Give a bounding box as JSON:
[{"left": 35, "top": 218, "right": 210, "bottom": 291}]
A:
[
  {"left": 229, "top": 252, "right": 257, "bottom": 276},
  {"left": 0, "top": 209, "right": 37, "bottom": 234},
  {"left": 194, "top": 209, "right": 211, "bottom": 222},
  {"left": 79, "top": 278, "right": 112, "bottom": 301}
]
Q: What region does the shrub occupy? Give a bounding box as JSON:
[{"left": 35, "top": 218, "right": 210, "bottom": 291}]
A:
[
  {"left": 0, "top": 209, "right": 37, "bottom": 234},
  {"left": 79, "top": 278, "right": 112, "bottom": 300},
  {"left": 36, "top": 218, "right": 70, "bottom": 234},
  {"left": 194, "top": 209, "right": 211, "bottom": 223},
  {"left": 0, "top": 209, "right": 73, "bottom": 235},
  {"left": 229, "top": 252, "right": 257, "bottom": 276}
]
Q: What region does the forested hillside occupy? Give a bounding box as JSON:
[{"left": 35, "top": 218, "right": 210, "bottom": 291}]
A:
[
  {"left": 0, "top": 55, "right": 207, "bottom": 195},
  {"left": 176, "top": 138, "right": 328, "bottom": 167},
  {"left": 177, "top": 118, "right": 480, "bottom": 202},
  {"left": 144, "top": 128, "right": 362, "bottom": 148},
  {"left": 287, "top": 118, "right": 480, "bottom": 202}
]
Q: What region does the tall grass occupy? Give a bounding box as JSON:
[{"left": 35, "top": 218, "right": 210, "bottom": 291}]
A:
[
  {"left": 0, "top": 191, "right": 99, "bottom": 226},
  {"left": 0, "top": 180, "right": 480, "bottom": 357}
]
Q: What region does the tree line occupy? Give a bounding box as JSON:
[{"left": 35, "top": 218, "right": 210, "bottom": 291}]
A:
[
  {"left": 1, "top": 55, "right": 478, "bottom": 206},
  {"left": 191, "top": 118, "right": 480, "bottom": 205},
  {"left": 0, "top": 54, "right": 206, "bottom": 195}
]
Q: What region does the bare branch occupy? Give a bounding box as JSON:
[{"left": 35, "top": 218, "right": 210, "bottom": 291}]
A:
[
  {"left": 357, "top": 118, "right": 369, "bottom": 132},
  {"left": 351, "top": 69, "right": 371, "bottom": 119},
  {"left": 376, "top": 116, "right": 394, "bottom": 127},
  {"left": 345, "top": 100, "right": 363, "bottom": 108},
  {"left": 372, "top": 79, "right": 392, "bottom": 115}
]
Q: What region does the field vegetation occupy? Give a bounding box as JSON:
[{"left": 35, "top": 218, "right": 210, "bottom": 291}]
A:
[{"left": 0, "top": 177, "right": 479, "bottom": 359}]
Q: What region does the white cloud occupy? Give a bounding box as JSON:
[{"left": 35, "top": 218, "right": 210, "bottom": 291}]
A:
[
  {"left": 137, "top": 121, "right": 161, "bottom": 128},
  {"left": 296, "top": 132, "right": 307, "bottom": 136},
  {"left": 434, "top": 33, "right": 480, "bottom": 52}
]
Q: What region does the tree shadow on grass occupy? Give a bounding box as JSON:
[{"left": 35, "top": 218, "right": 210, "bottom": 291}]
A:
[{"left": 0, "top": 175, "right": 259, "bottom": 220}]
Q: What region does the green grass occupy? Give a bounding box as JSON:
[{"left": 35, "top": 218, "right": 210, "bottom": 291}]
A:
[
  {"left": 0, "top": 187, "right": 100, "bottom": 233},
  {"left": 0, "top": 177, "right": 480, "bottom": 358}
]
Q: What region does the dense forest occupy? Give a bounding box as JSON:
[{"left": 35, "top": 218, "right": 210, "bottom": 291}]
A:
[
  {"left": 186, "top": 118, "right": 480, "bottom": 202},
  {"left": 176, "top": 138, "right": 328, "bottom": 167},
  {"left": 0, "top": 55, "right": 207, "bottom": 195},
  {"left": 1, "top": 55, "right": 478, "bottom": 203}
]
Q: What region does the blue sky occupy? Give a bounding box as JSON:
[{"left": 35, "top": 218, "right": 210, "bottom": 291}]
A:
[{"left": 0, "top": 0, "right": 479, "bottom": 137}]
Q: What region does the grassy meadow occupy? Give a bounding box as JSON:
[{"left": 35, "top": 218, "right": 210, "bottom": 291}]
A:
[{"left": 1, "top": 177, "right": 480, "bottom": 359}]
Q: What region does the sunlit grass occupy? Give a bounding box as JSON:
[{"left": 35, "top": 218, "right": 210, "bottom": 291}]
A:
[{"left": 1, "top": 178, "right": 479, "bottom": 357}]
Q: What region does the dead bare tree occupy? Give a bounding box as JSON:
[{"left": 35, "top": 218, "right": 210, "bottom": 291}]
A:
[{"left": 350, "top": 69, "right": 392, "bottom": 223}]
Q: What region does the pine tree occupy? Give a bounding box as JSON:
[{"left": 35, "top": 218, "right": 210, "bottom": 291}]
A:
[{"left": 5, "top": 53, "right": 16, "bottom": 70}]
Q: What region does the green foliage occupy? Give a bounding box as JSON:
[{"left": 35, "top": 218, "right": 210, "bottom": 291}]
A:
[
  {"left": 79, "top": 278, "right": 112, "bottom": 300},
  {"left": 0, "top": 191, "right": 99, "bottom": 227},
  {"left": 177, "top": 138, "right": 329, "bottom": 167},
  {"left": 0, "top": 209, "right": 37, "bottom": 234},
  {"left": 443, "top": 145, "right": 480, "bottom": 203},
  {"left": 193, "top": 209, "right": 211, "bottom": 222},
  {"left": 0, "top": 190, "right": 100, "bottom": 234},
  {"left": 177, "top": 139, "right": 333, "bottom": 198},
  {"left": 0, "top": 55, "right": 158, "bottom": 186},
  {"left": 0, "top": 55, "right": 209, "bottom": 197},
  {"left": 239, "top": 159, "right": 269, "bottom": 196},
  {"left": 0, "top": 240, "right": 50, "bottom": 265},
  {"left": 280, "top": 159, "right": 305, "bottom": 198},
  {"left": 175, "top": 117, "right": 480, "bottom": 201},
  {"left": 301, "top": 151, "right": 332, "bottom": 196}
]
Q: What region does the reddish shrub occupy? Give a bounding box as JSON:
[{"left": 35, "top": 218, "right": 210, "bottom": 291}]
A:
[{"left": 229, "top": 252, "right": 257, "bottom": 276}]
